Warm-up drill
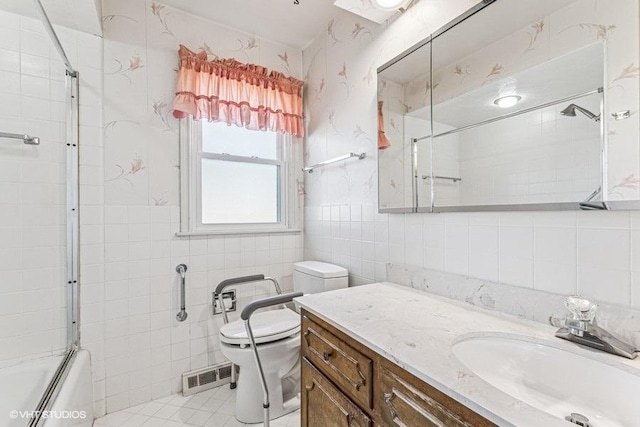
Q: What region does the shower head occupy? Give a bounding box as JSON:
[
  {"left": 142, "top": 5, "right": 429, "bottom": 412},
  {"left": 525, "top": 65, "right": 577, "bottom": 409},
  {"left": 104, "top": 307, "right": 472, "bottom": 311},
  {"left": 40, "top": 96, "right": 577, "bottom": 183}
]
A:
[{"left": 560, "top": 104, "right": 600, "bottom": 122}]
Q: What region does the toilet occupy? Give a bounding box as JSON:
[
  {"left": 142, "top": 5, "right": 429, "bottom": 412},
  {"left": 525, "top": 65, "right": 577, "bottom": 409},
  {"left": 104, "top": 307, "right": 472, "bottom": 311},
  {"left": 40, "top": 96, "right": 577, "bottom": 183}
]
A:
[{"left": 219, "top": 261, "right": 348, "bottom": 424}]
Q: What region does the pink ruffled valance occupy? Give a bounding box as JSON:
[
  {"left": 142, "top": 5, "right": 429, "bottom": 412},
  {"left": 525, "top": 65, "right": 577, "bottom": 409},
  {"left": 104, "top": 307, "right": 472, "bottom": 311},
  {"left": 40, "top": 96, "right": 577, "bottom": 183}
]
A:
[
  {"left": 172, "top": 45, "right": 304, "bottom": 137},
  {"left": 378, "top": 101, "right": 391, "bottom": 150}
]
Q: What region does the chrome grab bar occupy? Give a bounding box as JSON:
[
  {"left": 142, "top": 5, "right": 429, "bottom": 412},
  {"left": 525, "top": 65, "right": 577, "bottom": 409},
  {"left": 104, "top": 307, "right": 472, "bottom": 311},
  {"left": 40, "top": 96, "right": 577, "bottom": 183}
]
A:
[
  {"left": 176, "top": 264, "right": 188, "bottom": 322},
  {"left": 0, "top": 131, "right": 40, "bottom": 145},
  {"left": 214, "top": 274, "right": 282, "bottom": 389},
  {"left": 421, "top": 174, "right": 462, "bottom": 183},
  {"left": 241, "top": 291, "right": 303, "bottom": 427},
  {"left": 302, "top": 152, "right": 366, "bottom": 173}
]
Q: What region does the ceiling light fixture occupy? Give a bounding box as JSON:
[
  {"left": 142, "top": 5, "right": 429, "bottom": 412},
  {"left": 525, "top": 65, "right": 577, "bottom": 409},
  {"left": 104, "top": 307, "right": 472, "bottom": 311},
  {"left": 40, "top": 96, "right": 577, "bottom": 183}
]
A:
[
  {"left": 493, "top": 95, "right": 522, "bottom": 109},
  {"left": 371, "top": 0, "right": 410, "bottom": 11}
]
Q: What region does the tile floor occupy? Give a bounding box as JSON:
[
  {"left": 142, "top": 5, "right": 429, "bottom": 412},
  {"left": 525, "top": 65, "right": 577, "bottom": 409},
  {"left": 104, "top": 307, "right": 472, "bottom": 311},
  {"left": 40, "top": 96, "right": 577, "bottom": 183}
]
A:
[{"left": 93, "top": 387, "right": 301, "bottom": 427}]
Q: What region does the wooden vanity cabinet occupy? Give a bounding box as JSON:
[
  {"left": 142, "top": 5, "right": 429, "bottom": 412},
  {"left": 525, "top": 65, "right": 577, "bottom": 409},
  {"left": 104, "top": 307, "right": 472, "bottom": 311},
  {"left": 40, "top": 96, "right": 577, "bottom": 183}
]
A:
[
  {"left": 300, "top": 309, "right": 495, "bottom": 427},
  {"left": 376, "top": 362, "right": 494, "bottom": 427},
  {"left": 301, "top": 359, "right": 372, "bottom": 427},
  {"left": 301, "top": 314, "right": 373, "bottom": 410}
]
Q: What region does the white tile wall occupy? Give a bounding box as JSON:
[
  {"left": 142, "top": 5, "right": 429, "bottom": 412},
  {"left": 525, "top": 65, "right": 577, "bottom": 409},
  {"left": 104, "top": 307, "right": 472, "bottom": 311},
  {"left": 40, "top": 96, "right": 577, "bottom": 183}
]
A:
[
  {"left": 4, "top": 0, "right": 637, "bottom": 421},
  {"left": 301, "top": 0, "right": 640, "bottom": 359},
  {"left": 306, "top": 206, "right": 640, "bottom": 309},
  {"left": 96, "top": 0, "right": 305, "bottom": 416},
  {"left": 305, "top": 204, "right": 385, "bottom": 286},
  {"left": 0, "top": 10, "right": 103, "bottom": 367},
  {"left": 455, "top": 97, "right": 601, "bottom": 206},
  {"left": 414, "top": 99, "right": 602, "bottom": 208},
  {"left": 99, "top": 206, "right": 303, "bottom": 414}
]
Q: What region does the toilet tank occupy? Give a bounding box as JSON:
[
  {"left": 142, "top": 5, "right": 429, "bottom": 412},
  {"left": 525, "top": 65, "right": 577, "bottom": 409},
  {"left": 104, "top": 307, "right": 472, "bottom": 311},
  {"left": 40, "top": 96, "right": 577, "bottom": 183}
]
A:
[{"left": 293, "top": 261, "right": 348, "bottom": 294}]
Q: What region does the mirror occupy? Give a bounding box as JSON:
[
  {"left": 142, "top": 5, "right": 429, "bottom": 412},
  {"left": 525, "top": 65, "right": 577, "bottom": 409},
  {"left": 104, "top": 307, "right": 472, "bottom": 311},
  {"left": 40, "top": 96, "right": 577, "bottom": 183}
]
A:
[
  {"left": 378, "top": 40, "right": 431, "bottom": 211},
  {"left": 377, "top": 0, "right": 640, "bottom": 213}
]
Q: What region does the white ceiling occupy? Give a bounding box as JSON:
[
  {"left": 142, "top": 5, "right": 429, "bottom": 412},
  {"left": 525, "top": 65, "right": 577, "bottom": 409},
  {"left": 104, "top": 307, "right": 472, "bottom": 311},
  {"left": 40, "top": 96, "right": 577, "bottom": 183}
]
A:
[
  {"left": 0, "top": 0, "right": 102, "bottom": 36},
  {"left": 334, "top": 0, "right": 397, "bottom": 24},
  {"left": 0, "top": 0, "right": 386, "bottom": 50},
  {"left": 409, "top": 43, "right": 605, "bottom": 128},
  {"left": 160, "top": 0, "right": 341, "bottom": 49}
]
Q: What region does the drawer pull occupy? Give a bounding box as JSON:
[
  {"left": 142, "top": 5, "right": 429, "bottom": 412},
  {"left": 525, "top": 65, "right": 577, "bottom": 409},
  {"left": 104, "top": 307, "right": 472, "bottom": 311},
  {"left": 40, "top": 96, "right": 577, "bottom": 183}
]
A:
[
  {"left": 384, "top": 386, "right": 447, "bottom": 427},
  {"left": 304, "top": 324, "right": 371, "bottom": 398},
  {"left": 355, "top": 365, "right": 366, "bottom": 391},
  {"left": 383, "top": 392, "right": 399, "bottom": 421}
]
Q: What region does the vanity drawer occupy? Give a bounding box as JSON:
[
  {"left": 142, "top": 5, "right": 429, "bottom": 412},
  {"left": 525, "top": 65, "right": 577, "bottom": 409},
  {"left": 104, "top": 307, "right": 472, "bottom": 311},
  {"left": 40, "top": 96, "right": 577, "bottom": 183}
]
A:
[
  {"left": 302, "top": 358, "right": 372, "bottom": 427},
  {"left": 376, "top": 363, "right": 495, "bottom": 427},
  {"left": 302, "top": 315, "right": 373, "bottom": 409}
]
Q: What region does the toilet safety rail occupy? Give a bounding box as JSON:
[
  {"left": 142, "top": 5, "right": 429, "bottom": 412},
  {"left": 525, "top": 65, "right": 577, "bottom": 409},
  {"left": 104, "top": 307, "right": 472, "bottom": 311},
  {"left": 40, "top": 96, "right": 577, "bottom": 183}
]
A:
[
  {"left": 214, "top": 274, "right": 282, "bottom": 324},
  {"left": 242, "top": 291, "right": 304, "bottom": 427},
  {"left": 214, "top": 274, "right": 283, "bottom": 389}
]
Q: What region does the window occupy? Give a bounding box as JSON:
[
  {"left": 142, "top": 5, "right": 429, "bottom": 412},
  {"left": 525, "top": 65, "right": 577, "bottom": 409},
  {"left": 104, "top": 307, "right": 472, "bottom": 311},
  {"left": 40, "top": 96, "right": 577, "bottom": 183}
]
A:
[{"left": 180, "top": 119, "right": 298, "bottom": 234}]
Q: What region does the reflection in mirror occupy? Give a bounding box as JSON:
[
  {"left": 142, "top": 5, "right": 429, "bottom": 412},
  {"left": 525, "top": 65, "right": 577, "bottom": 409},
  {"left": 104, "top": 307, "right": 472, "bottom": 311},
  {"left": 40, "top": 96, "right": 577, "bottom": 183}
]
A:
[
  {"left": 378, "top": 41, "right": 431, "bottom": 211},
  {"left": 426, "top": 42, "right": 604, "bottom": 208},
  {"left": 377, "top": 0, "right": 640, "bottom": 212}
]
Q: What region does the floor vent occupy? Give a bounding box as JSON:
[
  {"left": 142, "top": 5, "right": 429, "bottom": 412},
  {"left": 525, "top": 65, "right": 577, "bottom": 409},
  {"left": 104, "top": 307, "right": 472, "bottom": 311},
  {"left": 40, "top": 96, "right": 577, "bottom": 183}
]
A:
[
  {"left": 199, "top": 370, "right": 216, "bottom": 385},
  {"left": 218, "top": 365, "right": 232, "bottom": 380},
  {"left": 187, "top": 375, "right": 198, "bottom": 389},
  {"left": 182, "top": 363, "right": 233, "bottom": 396}
]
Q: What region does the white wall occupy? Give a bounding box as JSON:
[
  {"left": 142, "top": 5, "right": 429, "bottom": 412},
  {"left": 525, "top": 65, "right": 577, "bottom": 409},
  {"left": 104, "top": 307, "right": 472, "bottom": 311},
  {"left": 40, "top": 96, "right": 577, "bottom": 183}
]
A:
[
  {"left": 0, "top": 10, "right": 103, "bottom": 367},
  {"left": 2, "top": 0, "right": 637, "bottom": 419},
  {"left": 93, "top": 0, "right": 305, "bottom": 415},
  {"left": 1, "top": 0, "right": 308, "bottom": 418},
  {"left": 378, "top": 79, "right": 413, "bottom": 209},
  {"left": 456, "top": 97, "right": 601, "bottom": 206},
  {"left": 0, "top": 9, "right": 67, "bottom": 367},
  {"left": 424, "top": 120, "right": 461, "bottom": 207},
  {"left": 302, "top": 1, "right": 640, "bottom": 305}
]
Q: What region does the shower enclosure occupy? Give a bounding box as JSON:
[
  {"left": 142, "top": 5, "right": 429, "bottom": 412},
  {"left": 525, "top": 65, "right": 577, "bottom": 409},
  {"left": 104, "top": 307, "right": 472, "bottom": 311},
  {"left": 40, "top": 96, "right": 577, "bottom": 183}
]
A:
[{"left": 0, "top": 0, "right": 88, "bottom": 426}]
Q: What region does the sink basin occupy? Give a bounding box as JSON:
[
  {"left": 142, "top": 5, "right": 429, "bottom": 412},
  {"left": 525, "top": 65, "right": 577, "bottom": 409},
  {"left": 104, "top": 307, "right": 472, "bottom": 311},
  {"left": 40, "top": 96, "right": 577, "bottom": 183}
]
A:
[{"left": 452, "top": 335, "right": 640, "bottom": 427}]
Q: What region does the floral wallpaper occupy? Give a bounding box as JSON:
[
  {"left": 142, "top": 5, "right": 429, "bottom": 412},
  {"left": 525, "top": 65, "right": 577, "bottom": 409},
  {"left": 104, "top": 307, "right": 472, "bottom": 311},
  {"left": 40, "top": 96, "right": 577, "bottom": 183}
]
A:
[
  {"left": 310, "top": 0, "right": 640, "bottom": 210},
  {"left": 102, "top": 0, "right": 304, "bottom": 208},
  {"left": 98, "top": 0, "right": 306, "bottom": 414},
  {"left": 303, "top": 0, "right": 485, "bottom": 209},
  {"left": 407, "top": 0, "right": 640, "bottom": 202},
  {"left": 375, "top": 0, "right": 640, "bottom": 208}
]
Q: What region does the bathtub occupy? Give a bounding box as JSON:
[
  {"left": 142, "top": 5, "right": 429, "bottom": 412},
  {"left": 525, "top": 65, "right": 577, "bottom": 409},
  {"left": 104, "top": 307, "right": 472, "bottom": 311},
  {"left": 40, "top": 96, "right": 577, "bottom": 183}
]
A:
[{"left": 0, "top": 350, "right": 93, "bottom": 427}]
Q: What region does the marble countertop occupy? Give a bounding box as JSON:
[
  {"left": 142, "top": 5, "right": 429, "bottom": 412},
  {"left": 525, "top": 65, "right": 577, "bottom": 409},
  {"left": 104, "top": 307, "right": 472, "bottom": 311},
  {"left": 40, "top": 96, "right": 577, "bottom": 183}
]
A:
[{"left": 294, "top": 282, "right": 640, "bottom": 427}]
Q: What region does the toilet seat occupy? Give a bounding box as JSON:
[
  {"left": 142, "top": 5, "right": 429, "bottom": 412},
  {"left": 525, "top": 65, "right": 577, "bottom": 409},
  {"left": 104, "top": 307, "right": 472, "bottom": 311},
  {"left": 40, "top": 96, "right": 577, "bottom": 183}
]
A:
[{"left": 220, "top": 308, "right": 300, "bottom": 346}]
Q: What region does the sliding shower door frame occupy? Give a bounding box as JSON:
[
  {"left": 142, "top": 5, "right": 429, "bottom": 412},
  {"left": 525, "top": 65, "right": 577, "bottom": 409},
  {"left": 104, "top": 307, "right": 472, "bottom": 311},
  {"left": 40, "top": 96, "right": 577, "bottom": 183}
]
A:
[
  {"left": 32, "top": 0, "right": 80, "bottom": 351},
  {"left": 29, "top": 1, "right": 82, "bottom": 425},
  {"left": 66, "top": 70, "right": 80, "bottom": 350}
]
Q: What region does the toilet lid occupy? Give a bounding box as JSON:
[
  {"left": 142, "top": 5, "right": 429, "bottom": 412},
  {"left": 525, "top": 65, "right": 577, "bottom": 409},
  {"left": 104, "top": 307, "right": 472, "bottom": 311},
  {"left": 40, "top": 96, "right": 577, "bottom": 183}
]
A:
[
  {"left": 219, "top": 308, "right": 300, "bottom": 346},
  {"left": 294, "top": 261, "right": 348, "bottom": 278}
]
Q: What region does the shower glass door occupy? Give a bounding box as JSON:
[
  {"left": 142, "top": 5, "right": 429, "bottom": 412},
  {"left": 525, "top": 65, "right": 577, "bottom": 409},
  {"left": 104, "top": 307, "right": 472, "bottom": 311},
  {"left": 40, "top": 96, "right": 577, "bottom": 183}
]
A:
[{"left": 0, "top": 1, "right": 73, "bottom": 369}]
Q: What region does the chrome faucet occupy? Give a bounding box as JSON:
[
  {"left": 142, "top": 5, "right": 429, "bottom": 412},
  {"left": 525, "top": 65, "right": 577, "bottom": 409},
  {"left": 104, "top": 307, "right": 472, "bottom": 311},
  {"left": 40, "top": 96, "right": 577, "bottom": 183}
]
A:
[{"left": 555, "top": 296, "right": 637, "bottom": 359}]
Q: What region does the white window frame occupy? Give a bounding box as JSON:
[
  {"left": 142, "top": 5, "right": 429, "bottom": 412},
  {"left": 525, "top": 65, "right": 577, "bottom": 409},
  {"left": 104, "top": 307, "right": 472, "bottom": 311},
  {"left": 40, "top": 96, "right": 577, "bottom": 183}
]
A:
[{"left": 179, "top": 118, "right": 299, "bottom": 236}]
